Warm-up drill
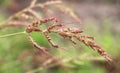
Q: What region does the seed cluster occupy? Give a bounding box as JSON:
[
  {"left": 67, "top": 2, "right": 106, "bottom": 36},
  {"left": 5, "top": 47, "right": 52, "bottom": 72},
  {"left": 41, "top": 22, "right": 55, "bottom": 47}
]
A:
[{"left": 25, "top": 17, "right": 113, "bottom": 63}]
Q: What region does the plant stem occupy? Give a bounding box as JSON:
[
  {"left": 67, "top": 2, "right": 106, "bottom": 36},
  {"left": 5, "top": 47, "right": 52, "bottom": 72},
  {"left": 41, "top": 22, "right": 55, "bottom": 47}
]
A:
[{"left": 0, "top": 31, "right": 26, "bottom": 38}]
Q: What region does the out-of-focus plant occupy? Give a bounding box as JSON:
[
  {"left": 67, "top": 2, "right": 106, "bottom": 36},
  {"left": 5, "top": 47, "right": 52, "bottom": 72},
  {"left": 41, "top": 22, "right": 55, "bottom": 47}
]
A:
[{"left": 0, "top": 0, "right": 114, "bottom": 73}]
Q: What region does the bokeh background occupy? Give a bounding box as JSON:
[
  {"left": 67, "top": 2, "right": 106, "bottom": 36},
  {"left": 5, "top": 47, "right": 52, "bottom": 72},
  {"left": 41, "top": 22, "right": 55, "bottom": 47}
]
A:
[{"left": 0, "top": 0, "right": 120, "bottom": 73}]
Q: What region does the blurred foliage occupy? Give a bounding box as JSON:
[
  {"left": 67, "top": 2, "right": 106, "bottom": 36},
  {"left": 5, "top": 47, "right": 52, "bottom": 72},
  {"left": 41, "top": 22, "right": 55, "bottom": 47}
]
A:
[
  {"left": 0, "top": 0, "right": 120, "bottom": 73},
  {"left": 0, "top": 0, "right": 11, "bottom": 6}
]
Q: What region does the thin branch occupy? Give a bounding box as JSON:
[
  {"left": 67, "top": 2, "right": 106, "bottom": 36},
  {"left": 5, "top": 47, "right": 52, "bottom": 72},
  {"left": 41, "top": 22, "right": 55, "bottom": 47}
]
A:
[
  {"left": 30, "top": 0, "right": 37, "bottom": 7},
  {"left": 0, "top": 31, "right": 25, "bottom": 38}
]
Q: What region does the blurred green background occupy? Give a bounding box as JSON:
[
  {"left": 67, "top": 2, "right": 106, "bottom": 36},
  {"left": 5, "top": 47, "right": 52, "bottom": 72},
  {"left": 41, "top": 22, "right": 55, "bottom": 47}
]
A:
[{"left": 0, "top": 0, "right": 120, "bottom": 73}]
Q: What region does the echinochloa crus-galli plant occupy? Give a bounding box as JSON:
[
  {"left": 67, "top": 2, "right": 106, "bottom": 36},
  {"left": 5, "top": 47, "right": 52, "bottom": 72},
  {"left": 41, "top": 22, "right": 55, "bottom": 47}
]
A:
[
  {"left": 25, "top": 17, "right": 113, "bottom": 63},
  {"left": 0, "top": 0, "right": 113, "bottom": 69}
]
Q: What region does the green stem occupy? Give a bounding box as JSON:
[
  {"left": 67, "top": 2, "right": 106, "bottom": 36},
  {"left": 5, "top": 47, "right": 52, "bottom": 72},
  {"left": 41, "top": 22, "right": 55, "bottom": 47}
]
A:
[{"left": 0, "top": 31, "right": 26, "bottom": 38}]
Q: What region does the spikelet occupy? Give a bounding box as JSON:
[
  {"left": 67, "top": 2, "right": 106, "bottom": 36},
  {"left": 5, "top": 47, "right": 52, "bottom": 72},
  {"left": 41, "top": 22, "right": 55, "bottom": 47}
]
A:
[{"left": 25, "top": 17, "right": 113, "bottom": 63}]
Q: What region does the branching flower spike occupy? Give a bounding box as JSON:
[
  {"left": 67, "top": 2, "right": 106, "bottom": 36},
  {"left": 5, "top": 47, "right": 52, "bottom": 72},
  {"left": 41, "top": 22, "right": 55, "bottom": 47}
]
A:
[{"left": 25, "top": 17, "right": 113, "bottom": 63}]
